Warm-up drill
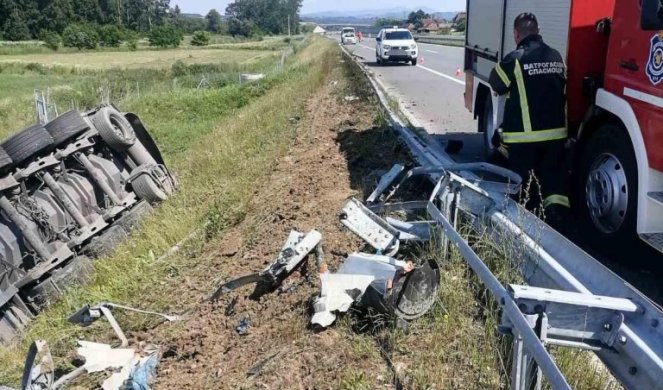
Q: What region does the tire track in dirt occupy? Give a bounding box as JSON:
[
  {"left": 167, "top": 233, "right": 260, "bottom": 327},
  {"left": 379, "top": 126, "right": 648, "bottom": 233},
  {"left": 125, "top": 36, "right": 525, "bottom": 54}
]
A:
[{"left": 151, "top": 58, "right": 412, "bottom": 389}]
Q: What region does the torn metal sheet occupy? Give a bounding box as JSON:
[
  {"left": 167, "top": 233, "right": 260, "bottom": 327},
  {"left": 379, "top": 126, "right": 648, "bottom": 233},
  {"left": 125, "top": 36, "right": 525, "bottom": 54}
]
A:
[
  {"left": 366, "top": 164, "right": 405, "bottom": 204},
  {"left": 210, "top": 230, "right": 322, "bottom": 300},
  {"left": 340, "top": 199, "right": 400, "bottom": 255},
  {"left": 20, "top": 340, "right": 53, "bottom": 390},
  {"left": 77, "top": 341, "right": 135, "bottom": 373}
]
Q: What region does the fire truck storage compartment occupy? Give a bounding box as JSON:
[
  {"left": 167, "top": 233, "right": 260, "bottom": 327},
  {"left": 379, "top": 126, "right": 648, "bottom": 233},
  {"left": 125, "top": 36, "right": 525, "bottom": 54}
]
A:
[{"left": 466, "top": 0, "right": 572, "bottom": 80}]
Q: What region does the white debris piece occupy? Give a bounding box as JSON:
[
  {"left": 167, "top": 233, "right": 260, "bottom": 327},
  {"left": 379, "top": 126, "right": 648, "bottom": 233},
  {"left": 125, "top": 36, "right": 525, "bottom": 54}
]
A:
[
  {"left": 77, "top": 341, "right": 136, "bottom": 390},
  {"left": 311, "top": 253, "right": 408, "bottom": 328}
]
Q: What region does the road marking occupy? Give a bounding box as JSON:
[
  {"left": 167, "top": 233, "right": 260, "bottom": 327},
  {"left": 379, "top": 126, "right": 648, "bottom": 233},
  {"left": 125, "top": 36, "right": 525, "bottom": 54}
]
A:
[
  {"left": 417, "top": 64, "right": 466, "bottom": 86},
  {"left": 358, "top": 43, "right": 374, "bottom": 51},
  {"left": 425, "top": 49, "right": 438, "bottom": 54}
]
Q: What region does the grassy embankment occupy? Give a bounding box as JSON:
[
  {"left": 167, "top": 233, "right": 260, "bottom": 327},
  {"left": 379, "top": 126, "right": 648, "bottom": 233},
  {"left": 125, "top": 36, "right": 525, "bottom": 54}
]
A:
[{"left": 0, "top": 35, "right": 335, "bottom": 385}]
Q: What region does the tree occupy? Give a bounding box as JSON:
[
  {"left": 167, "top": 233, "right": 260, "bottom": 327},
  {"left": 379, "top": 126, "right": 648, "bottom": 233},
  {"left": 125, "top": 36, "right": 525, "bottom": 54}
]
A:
[
  {"left": 62, "top": 24, "right": 99, "bottom": 49},
  {"left": 206, "top": 9, "right": 222, "bottom": 33},
  {"left": 3, "top": 11, "right": 32, "bottom": 41},
  {"left": 98, "top": 24, "right": 123, "bottom": 46},
  {"left": 454, "top": 18, "right": 466, "bottom": 32},
  {"left": 407, "top": 9, "right": 430, "bottom": 30},
  {"left": 226, "top": 0, "right": 302, "bottom": 35},
  {"left": 39, "top": 30, "right": 62, "bottom": 50},
  {"left": 227, "top": 17, "right": 255, "bottom": 37},
  {"left": 148, "top": 25, "right": 183, "bottom": 47},
  {"left": 191, "top": 30, "right": 210, "bottom": 46}
]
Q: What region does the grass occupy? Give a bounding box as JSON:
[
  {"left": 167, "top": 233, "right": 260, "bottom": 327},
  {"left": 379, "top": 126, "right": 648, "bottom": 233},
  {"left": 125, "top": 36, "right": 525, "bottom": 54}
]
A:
[
  {"left": 0, "top": 35, "right": 335, "bottom": 385},
  {"left": 0, "top": 49, "right": 277, "bottom": 70}
]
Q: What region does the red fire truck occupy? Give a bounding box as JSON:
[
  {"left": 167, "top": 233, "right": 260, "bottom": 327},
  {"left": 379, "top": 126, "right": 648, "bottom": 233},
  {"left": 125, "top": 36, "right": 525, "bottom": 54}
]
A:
[{"left": 464, "top": 0, "right": 663, "bottom": 251}]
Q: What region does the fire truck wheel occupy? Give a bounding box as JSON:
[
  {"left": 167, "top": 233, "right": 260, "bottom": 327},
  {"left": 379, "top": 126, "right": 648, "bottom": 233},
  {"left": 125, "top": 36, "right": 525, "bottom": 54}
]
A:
[
  {"left": 578, "top": 124, "right": 638, "bottom": 247},
  {"left": 479, "top": 96, "right": 497, "bottom": 160}
]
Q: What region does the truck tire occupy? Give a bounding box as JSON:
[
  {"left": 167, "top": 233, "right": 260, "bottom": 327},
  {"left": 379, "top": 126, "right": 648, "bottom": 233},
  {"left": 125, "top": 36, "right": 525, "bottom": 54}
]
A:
[
  {"left": 578, "top": 124, "right": 638, "bottom": 249},
  {"left": 132, "top": 172, "right": 169, "bottom": 204},
  {"left": 45, "top": 110, "right": 89, "bottom": 146},
  {"left": 0, "top": 147, "right": 13, "bottom": 174},
  {"left": 90, "top": 106, "right": 136, "bottom": 151},
  {"left": 479, "top": 96, "right": 497, "bottom": 160},
  {"left": 1, "top": 125, "right": 54, "bottom": 165},
  {"left": 25, "top": 256, "right": 94, "bottom": 309}
]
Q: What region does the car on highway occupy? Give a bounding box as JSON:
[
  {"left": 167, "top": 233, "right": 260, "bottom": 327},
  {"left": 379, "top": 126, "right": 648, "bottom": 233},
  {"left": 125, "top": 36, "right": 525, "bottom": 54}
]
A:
[
  {"left": 375, "top": 27, "right": 418, "bottom": 66},
  {"left": 341, "top": 27, "right": 357, "bottom": 45}
]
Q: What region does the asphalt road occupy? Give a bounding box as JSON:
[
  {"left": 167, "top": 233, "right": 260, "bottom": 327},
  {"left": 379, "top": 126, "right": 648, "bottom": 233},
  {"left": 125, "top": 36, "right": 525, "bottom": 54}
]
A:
[
  {"left": 337, "top": 36, "right": 663, "bottom": 306},
  {"left": 345, "top": 38, "right": 487, "bottom": 163}
]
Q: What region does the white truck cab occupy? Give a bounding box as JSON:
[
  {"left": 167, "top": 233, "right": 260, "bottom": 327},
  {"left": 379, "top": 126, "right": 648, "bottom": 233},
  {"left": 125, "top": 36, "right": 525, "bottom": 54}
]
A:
[{"left": 376, "top": 27, "right": 418, "bottom": 66}]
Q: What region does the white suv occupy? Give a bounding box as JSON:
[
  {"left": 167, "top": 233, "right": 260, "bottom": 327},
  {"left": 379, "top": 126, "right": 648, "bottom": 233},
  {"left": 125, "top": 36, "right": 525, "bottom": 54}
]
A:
[
  {"left": 341, "top": 27, "right": 357, "bottom": 45},
  {"left": 376, "top": 28, "right": 418, "bottom": 66}
]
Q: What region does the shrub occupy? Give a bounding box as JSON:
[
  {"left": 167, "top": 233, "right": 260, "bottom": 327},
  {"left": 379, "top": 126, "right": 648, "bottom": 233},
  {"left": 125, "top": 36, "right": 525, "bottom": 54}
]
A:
[
  {"left": 124, "top": 31, "right": 140, "bottom": 51},
  {"left": 62, "top": 24, "right": 99, "bottom": 49},
  {"left": 191, "top": 30, "right": 211, "bottom": 46},
  {"left": 98, "top": 25, "right": 123, "bottom": 47},
  {"left": 171, "top": 60, "right": 188, "bottom": 77},
  {"left": 40, "top": 31, "right": 61, "bottom": 51},
  {"left": 148, "top": 26, "right": 183, "bottom": 48}
]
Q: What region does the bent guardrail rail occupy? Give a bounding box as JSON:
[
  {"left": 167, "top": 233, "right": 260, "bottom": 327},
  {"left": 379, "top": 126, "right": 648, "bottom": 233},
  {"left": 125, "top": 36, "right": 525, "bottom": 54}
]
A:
[{"left": 339, "top": 42, "right": 663, "bottom": 390}]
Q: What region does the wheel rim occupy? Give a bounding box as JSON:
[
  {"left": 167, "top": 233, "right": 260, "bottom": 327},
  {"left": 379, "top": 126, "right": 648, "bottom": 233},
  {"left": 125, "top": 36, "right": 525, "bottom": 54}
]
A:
[{"left": 585, "top": 153, "right": 628, "bottom": 234}]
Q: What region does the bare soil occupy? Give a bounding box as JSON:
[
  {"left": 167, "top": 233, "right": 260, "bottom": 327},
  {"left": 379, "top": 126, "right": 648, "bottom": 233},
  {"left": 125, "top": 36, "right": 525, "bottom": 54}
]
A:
[{"left": 150, "top": 60, "right": 411, "bottom": 389}]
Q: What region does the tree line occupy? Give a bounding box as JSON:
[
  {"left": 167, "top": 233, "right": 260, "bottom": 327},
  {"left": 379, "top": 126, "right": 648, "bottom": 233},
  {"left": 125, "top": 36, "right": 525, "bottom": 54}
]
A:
[{"left": 0, "top": 0, "right": 303, "bottom": 47}]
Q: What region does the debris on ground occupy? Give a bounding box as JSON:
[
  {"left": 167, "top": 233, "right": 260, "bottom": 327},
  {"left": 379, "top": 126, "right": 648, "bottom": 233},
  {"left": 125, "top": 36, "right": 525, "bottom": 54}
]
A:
[
  {"left": 20, "top": 340, "right": 53, "bottom": 390},
  {"left": 235, "top": 317, "right": 251, "bottom": 336},
  {"left": 344, "top": 95, "right": 359, "bottom": 102},
  {"left": 209, "top": 229, "right": 322, "bottom": 300},
  {"left": 311, "top": 252, "right": 439, "bottom": 328}
]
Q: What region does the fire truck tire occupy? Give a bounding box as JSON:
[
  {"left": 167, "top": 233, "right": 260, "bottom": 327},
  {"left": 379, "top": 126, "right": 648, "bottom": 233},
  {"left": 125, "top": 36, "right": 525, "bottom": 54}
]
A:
[
  {"left": 479, "top": 96, "right": 497, "bottom": 160},
  {"left": 90, "top": 106, "right": 136, "bottom": 151},
  {"left": 578, "top": 124, "right": 638, "bottom": 247},
  {"left": 45, "top": 110, "right": 89, "bottom": 146},
  {"left": 1, "top": 125, "right": 54, "bottom": 165}
]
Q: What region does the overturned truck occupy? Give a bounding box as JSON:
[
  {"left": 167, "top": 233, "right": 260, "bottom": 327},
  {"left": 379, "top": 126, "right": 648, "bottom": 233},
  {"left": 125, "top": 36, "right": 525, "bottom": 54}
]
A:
[{"left": 0, "top": 105, "right": 175, "bottom": 344}]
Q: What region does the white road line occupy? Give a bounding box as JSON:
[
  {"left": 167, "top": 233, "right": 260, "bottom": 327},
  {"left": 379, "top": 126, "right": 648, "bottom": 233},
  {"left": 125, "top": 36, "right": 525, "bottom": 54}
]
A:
[
  {"left": 425, "top": 49, "right": 438, "bottom": 54},
  {"left": 358, "top": 43, "right": 374, "bottom": 51},
  {"left": 417, "top": 64, "right": 466, "bottom": 86}
]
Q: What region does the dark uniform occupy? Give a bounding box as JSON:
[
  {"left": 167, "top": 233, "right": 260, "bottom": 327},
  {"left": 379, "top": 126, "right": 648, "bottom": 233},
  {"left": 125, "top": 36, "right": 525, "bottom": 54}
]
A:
[{"left": 489, "top": 33, "right": 570, "bottom": 212}]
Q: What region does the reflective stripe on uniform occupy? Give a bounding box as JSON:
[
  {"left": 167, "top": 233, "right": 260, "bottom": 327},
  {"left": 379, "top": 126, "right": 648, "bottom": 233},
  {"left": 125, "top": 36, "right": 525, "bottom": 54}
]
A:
[
  {"left": 514, "top": 59, "right": 533, "bottom": 132},
  {"left": 502, "top": 127, "right": 568, "bottom": 144},
  {"left": 495, "top": 63, "right": 511, "bottom": 87},
  {"left": 544, "top": 194, "right": 570, "bottom": 209}
]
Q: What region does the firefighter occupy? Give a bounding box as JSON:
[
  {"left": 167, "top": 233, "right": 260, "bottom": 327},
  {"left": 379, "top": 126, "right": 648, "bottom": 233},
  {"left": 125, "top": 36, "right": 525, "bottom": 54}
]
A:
[{"left": 488, "top": 12, "right": 569, "bottom": 225}]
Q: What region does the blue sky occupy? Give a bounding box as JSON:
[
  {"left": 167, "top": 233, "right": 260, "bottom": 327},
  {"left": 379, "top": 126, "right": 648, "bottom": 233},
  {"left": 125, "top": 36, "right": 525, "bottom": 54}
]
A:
[{"left": 171, "top": 0, "right": 466, "bottom": 15}]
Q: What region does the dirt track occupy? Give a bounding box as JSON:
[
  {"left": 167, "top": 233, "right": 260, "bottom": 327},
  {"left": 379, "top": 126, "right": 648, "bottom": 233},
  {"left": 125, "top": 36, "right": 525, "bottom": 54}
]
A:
[{"left": 151, "top": 57, "right": 411, "bottom": 389}]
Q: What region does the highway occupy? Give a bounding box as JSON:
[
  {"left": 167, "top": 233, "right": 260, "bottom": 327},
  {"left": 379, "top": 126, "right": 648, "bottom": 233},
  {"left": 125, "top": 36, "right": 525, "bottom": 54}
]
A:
[
  {"left": 346, "top": 38, "right": 486, "bottom": 162},
  {"left": 337, "top": 36, "right": 663, "bottom": 305}
]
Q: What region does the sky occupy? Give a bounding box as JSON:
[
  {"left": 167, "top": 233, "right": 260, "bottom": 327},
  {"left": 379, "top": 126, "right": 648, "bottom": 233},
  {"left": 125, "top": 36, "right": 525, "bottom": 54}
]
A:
[{"left": 171, "top": 0, "right": 466, "bottom": 15}]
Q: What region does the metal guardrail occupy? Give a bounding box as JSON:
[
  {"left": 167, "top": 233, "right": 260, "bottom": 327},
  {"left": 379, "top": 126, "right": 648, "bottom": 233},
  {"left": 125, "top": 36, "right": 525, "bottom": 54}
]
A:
[
  {"left": 413, "top": 34, "right": 465, "bottom": 46},
  {"left": 339, "top": 42, "right": 663, "bottom": 390}
]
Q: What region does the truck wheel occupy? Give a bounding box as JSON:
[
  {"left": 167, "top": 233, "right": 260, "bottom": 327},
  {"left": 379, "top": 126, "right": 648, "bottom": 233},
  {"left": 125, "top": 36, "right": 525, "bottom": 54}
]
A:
[
  {"left": 90, "top": 106, "right": 136, "bottom": 151},
  {"left": 479, "top": 96, "right": 497, "bottom": 160},
  {"left": 45, "top": 110, "right": 90, "bottom": 146},
  {"left": 132, "top": 166, "right": 174, "bottom": 204},
  {"left": 0, "top": 147, "right": 13, "bottom": 175},
  {"left": 578, "top": 124, "right": 638, "bottom": 248},
  {"left": 1, "top": 125, "right": 54, "bottom": 165}
]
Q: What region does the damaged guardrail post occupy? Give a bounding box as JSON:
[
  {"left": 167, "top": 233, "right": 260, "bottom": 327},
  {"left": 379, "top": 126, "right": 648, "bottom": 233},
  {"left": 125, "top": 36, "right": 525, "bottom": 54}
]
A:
[{"left": 427, "top": 178, "right": 572, "bottom": 389}]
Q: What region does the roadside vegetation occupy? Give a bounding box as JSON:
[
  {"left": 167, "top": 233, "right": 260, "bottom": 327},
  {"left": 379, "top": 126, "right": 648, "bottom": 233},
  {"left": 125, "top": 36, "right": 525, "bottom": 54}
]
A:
[{"left": 0, "top": 34, "right": 330, "bottom": 384}]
